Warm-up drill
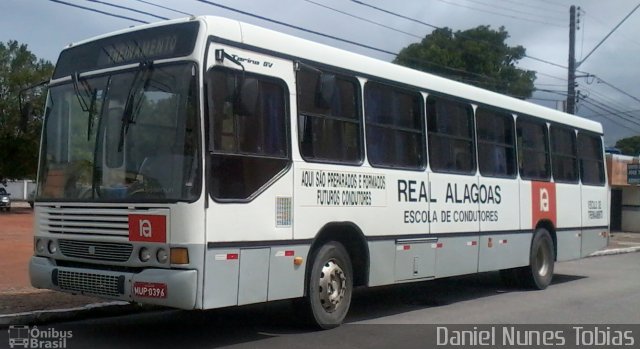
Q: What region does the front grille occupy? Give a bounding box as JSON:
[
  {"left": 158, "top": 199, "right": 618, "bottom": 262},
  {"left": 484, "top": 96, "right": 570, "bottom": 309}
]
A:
[
  {"left": 55, "top": 269, "right": 124, "bottom": 297},
  {"left": 38, "top": 205, "right": 169, "bottom": 239},
  {"left": 39, "top": 206, "right": 131, "bottom": 237},
  {"left": 59, "top": 239, "right": 133, "bottom": 262}
]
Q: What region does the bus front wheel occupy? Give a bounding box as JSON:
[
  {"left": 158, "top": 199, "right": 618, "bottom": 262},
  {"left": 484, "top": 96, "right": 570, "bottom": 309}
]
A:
[{"left": 306, "top": 241, "right": 353, "bottom": 329}]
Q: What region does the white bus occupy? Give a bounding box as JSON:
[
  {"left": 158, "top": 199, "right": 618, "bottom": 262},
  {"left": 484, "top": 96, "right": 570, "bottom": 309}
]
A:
[{"left": 30, "top": 16, "right": 608, "bottom": 328}]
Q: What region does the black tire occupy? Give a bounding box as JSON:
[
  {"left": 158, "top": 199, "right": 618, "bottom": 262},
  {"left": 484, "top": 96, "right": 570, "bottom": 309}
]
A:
[
  {"left": 518, "top": 228, "right": 555, "bottom": 290},
  {"left": 305, "top": 241, "right": 353, "bottom": 329}
]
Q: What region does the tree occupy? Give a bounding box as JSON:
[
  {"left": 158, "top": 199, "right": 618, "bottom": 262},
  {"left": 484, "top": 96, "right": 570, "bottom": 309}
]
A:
[
  {"left": 394, "top": 26, "right": 536, "bottom": 99},
  {"left": 0, "top": 40, "right": 54, "bottom": 183},
  {"left": 615, "top": 135, "right": 640, "bottom": 156}
]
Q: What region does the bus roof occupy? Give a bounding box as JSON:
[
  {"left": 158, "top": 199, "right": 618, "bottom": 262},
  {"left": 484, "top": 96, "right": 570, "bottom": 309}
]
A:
[{"left": 60, "top": 15, "right": 603, "bottom": 135}]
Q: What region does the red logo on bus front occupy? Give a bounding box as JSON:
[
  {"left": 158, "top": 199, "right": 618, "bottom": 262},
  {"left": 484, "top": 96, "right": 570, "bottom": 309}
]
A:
[
  {"left": 133, "top": 282, "right": 167, "bottom": 299},
  {"left": 531, "top": 181, "right": 556, "bottom": 228},
  {"left": 128, "top": 214, "right": 166, "bottom": 243}
]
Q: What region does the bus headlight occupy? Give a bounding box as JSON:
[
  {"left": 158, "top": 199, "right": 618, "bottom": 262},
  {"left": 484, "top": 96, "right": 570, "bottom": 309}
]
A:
[
  {"left": 139, "top": 247, "right": 151, "bottom": 262},
  {"left": 36, "top": 239, "right": 46, "bottom": 254},
  {"left": 156, "top": 248, "right": 168, "bottom": 263},
  {"left": 47, "top": 240, "right": 58, "bottom": 254}
]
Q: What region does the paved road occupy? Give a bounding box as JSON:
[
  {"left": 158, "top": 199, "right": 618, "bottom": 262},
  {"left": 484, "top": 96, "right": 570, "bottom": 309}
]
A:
[{"left": 1, "top": 253, "right": 638, "bottom": 349}]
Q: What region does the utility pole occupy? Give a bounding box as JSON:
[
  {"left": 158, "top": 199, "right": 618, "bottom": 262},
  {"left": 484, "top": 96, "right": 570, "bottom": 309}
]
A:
[
  {"left": 566, "top": 3, "right": 639, "bottom": 114},
  {"left": 567, "top": 5, "right": 576, "bottom": 114}
]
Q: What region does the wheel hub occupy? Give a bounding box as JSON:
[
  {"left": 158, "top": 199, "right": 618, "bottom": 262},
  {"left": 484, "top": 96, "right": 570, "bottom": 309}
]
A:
[
  {"left": 536, "top": 245, "right": 549, "bottom": 276},
  {"left": 318, "top": 259, "right": 346, "bottom": 313}
]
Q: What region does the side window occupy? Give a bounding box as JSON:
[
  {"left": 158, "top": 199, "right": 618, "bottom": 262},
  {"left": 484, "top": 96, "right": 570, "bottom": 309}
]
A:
[
  {"left": 426, "top": 96, "right": 475, "bottom": 174},
  {"left": 550, "top": 126, "right": 578, "bottom": 183},
  {"left": 364, "top": 81, "right": 425, "bottom": 169},
  {"left": 476, "top": 107, "right": 516, "bottom": 177},
  {"left": 577, "top": 132, "right": 605, "bottom": 186},
  {"left": 296, "top": 65, "right": 362, "bottom": 164},
  {"left": 207, "top": 68, "right": 289, "bottom": 200},
  {"left": 517, "top": 117, "right": 550, "bottom": 181}
]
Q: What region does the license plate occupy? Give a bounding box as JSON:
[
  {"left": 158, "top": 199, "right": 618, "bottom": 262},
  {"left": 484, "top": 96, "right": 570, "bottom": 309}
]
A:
[{"left": 133, "top": 282, "right": 167, "bottom": 299}]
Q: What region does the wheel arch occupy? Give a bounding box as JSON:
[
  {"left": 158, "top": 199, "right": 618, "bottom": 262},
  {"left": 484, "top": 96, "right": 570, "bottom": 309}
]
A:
[{"left": 305, "top": 221, "right": 370, "bottom": 293}]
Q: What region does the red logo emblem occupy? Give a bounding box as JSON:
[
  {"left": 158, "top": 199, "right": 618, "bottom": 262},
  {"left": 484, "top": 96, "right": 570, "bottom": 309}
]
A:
[
  {"left": 128, "top": 214, "right": 166, "bottom": 243},
  {"left": 531, "top": 181, "right": 556, "bottom": 228}
]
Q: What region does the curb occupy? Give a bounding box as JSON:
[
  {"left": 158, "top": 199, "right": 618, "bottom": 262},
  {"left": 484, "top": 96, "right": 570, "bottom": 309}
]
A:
[
  {"left": 0, "top": 302, "right": 153, "bottom": 328},
  {"left": 589, "top": 246, "right": 640, "bottom": 257}
]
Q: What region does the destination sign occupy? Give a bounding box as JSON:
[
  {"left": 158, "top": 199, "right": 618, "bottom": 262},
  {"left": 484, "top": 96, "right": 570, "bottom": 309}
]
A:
[{"left": 53, "top": 21, "right": 199, "bottom": 79}]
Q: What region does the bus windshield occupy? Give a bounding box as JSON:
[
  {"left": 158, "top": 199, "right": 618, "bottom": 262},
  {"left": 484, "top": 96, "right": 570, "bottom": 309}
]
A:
[{"left": 37, "top": 62, "right": 200, "bottom": 202}]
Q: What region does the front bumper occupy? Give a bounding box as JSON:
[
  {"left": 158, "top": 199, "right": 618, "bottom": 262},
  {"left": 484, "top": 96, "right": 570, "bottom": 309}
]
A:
[{"left": 29, "top": 256, "right": 197, "bottom": 309}]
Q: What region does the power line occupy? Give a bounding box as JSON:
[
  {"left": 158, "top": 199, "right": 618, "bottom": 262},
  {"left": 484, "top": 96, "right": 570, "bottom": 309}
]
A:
[
  {"left": 586, "top": 107, "right": 640, "bottom": 119},
  {"left": 132, "top": 0, "right": 193, "bottom": 16},
  {"left": 195, "top": 0, "right": 397, "bottom": 55},
  {"left": 585, "top": 12, "right": 640, "bottom": 49},
  {"left": 594, "top": 76, "right": 640, "bottom": 105},
  {"left": 433, "top": 0, "right": 566, "bottom": 27},
  {"left": 583, "top": 95, "right": 640, "bottom": 123},
  {"left": 536, "top": 0, "right": 570, "bottom": 10},
  {"left": 48, "top": 0, "right": 149, "bottom": 24},
  {"left": 521, "top": 55, "right": 568, "bottom": 70},
  {"left": 350, "top": 0, "right": 439, "bottom": 29},
  {"left": 503, "top": 0, "right": 568, "bottom": 17},
  {"left": 581, "top": 85, "right": 638, "bottom": 115},
  {"left": 195, "top": 0, "right": 513, "bottom": 89},
  {"left": 578, "top": 2, "right": 640, "bottom": 67},
  {"left": 581, "top": 103, "right": 640, "bottom": 132},
  {"left": 581, "top": 96, "right": 640, "bottom": 128},
  {"left": 301, "top": 0, "right": 422, "bottom": 39},
  {"left": 84, "top": 0, "right": 168, "bottom": 20},
  {"left": 452, "top": 0, "right": 565, "bottom": 23},
  {"left": 535, "top": 71, "right": 568, "bottom": 82},
  {"left": 349, "top": 0, "right": 569, "bottom": 71}
]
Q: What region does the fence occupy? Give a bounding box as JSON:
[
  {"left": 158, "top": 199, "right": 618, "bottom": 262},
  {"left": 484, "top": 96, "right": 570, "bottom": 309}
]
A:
[{"left": 1, "top": 180, "right": 37, "bottom": 201}]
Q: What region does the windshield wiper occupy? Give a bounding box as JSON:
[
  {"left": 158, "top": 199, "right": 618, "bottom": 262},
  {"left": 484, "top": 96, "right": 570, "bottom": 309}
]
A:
[
  {"left": 118, "top": 61, "right": 154, "bottom": 152},
  {"left": 72, "top": 72, "right": 98, "bottom": 140}
]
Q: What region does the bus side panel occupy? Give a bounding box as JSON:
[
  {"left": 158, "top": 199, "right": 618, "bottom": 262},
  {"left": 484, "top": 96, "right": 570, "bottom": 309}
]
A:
[
  {"left": 435, "top": 236, "right": 480, "bottom": 278},
  {"left": 428, "top": 173, "right": 480, "bottom": 234},
  {"left": 477, "top": 177, "right": 522, "bottom": 272},
  {"left": 581, "top": 228, "right": 608, "bottom": 257},
  {"left": 267, "top": 245, "right": 309, "bottom": 301},
  {"left": 394, "top": 240, "right": 436, "bottom": 281},
  {"left": 203, "top": 248, "right": 240, "bottom": 309},
  {"left": 478, "top": 233, "right": 530, "bottom": 272},
  {"left": 556, "top": 183, "right": 582, "bottom": 261},
  {"left": 238, "top": 248, "right": 270, "bottom": 305},
  {"left": 367, "top": 240, "right": 396, "bottom": 287},
  {"left": 581, "top": 184, "right": 609, "bottom": 256},
  {"left": 478, "top": 178, "right": 519, "bottom": 233},
  {"left": 428, "top": 173, "right": 480, "bottom": 278},
  {"left": 519, "top": 180, "right": 532, "bottom": 231},
  {"left": 556, "top": 229, "right": 582, "bottom": 261},
  {"left": 556, "top": 183, "right": 582, "bottom": 229}
]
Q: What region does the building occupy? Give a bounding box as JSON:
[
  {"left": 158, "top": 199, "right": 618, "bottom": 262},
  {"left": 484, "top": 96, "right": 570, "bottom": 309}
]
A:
[{"left": 607, "top": 153, "right": 640, "bottom": 232}]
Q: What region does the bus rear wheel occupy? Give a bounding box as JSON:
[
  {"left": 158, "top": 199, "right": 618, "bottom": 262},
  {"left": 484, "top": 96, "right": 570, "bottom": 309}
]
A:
[
  {"left": 306, "top": 241, "right": 353, "bottom": 329},
  {"left": 520, "top": 228, "right": 555, "bottom": 289}
]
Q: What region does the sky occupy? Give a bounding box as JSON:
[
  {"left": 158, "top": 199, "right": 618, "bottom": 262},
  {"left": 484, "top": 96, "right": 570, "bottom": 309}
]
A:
[{"left": 1, "top": 0, "right": 639, "bottom": 146}]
